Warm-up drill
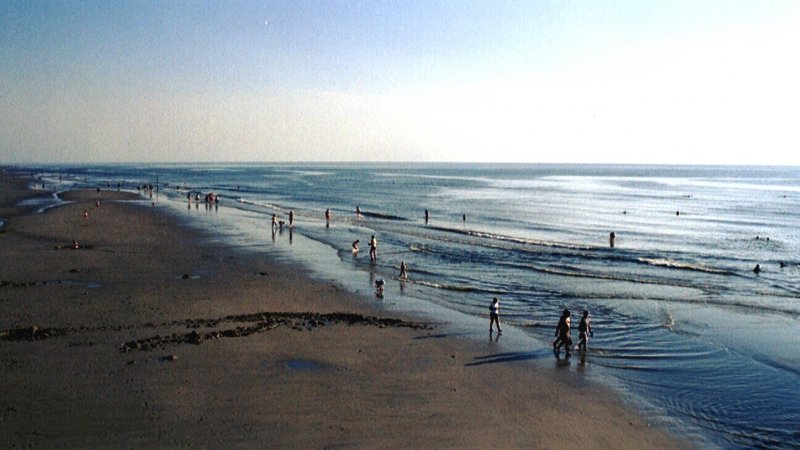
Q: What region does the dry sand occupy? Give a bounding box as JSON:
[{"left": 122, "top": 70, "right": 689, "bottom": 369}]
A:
[{"left": 0, "top": 171, "right": 690, "bottom": 449}]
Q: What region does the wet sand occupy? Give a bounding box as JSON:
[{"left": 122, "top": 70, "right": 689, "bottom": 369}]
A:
[{"left": 0, "top": 171, "right": 689, "bottom": 448}]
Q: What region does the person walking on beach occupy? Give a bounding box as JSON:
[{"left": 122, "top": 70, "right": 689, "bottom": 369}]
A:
[
  {"left": 288, "top": 210, "right": 294, "bottom": 228},
  {"left": 553, "top": 309, "right": 572, "bottom": 357},
  {"left": 399, "top": 261, "right": 408, "bottom": 280},
  {"left": 369, "top": 235, "right": 377, "bottom": 261},
  {"left": 577, "top": 310, "right": 592, "bottom": 352},
  {"left": 271, "top": 214, "right": 277, "bottom": 229},
  {"left": 489, "top": 297, "right": 502, "bottom": 334}
]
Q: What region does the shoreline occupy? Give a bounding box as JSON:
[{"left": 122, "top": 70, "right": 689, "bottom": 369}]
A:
[{"left": 0, "top": 171, "right": 688, "bottom": 448}]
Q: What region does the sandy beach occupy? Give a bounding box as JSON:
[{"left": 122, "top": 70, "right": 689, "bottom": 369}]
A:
[{"left": 0, "top": 171, "right": 688, "bottom": 449}]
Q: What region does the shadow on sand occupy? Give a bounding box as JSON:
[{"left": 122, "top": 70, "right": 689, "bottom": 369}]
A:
[{"left": 465, "top": 349, "right": 553, "bottom": 367}]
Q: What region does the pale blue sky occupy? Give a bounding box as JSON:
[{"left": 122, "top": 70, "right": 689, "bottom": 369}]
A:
[{"left": 1, "top": 0, "right": 799, "bottom": 164}]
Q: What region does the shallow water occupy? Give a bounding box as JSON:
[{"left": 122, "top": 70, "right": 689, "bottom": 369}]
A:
[{"left": 19, "top": 163, "right": 800, "bottom": 449}]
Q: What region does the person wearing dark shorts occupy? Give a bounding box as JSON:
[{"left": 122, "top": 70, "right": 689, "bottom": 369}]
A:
[{"left": 489, "top": 297, "right": 501, "bottom": 334}]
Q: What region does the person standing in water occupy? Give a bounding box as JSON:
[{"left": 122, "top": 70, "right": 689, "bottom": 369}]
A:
[
  {"left": 351, "top": 240, "right": 360, "bottom": 253},
  {"left": 288, "top": 210, "right": 294, "bottom": 228},
  {"left": 369, "top": 235, "right": 377, "bottom": 261},
  {"left": 399, "top": 261, "right": 408, "bottom": 280},
  {"left": 489, "top": 297, "right": 502, "bottom": 334},
  {"left": 553, "top": 309, "right": 572, "bottom": 357},
  {"left": 609, "top": 232, "right": 616, "bottom": 248},
  {"left": 424, "top": 209, "right": 429, "bottom": 224},
  {"left": 325, "top": 209, "right": 331, "bottom": 227},
  {"left": 577, "top": 310, "right": 592, "bottom": 352}
]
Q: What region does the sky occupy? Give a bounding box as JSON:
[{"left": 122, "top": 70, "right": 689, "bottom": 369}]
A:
[{"left": 1, "top": 0, "right": 799, "bottom": 165}]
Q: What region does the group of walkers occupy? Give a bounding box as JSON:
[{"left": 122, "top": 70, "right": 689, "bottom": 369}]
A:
[
  {"left": 489, "top": 298, "right": 593, "bottom": 358},
  {"left": 552, "top": 308, "right": 593, "bottom": 357}
]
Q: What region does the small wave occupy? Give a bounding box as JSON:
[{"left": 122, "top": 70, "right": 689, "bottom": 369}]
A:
[
  {"left": 525, "top": 264, "right": 685, "bottom": 287},
  {"left": 428, "top": 226, "right": 593, "bottom": 251},
  {"left": 237, "top": 198, "right": 285, "bottom": 212},
  {"left": 360, "top": 211, "right": 409, "bottom": 221},
  {"left": 409, "top": 244, "right": 435, "bottom": 254},
  {"left": 410, "top": 280, "right": 498, "bottom": 294},
  {"left": 638, "top": 258, "right": 734, "bottom": 275},
  {"left": 751, "top": 354, "right": 800, "bottom": 378}
]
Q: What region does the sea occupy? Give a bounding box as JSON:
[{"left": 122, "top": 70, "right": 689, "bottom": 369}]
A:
[{"left": 12, "top": 163, "right": 800, "bottom": 449}]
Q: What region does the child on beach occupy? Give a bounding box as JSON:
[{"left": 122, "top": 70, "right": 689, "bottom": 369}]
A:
[
  {"left": 489, "top": 297, "right": 501, "bottom": 334},
  {"left": 553, "top": 309, "right": 572, "bottom": 357},
  {"left": 578, "top": 310, "right": 592, "bottom": 352}
]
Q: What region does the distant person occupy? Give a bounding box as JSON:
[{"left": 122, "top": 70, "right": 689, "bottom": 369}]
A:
[
  {"left": 356, "top": 206, "right": 361, "bottom": 217},
  {"left": 352, "top": 240, "right": 360, "bottom": 253},
  {"left": 271, "top": 214, "right": 277, "bottom": 229},
  {"left": 399, "top": 261, "right": 408, "bottom": 280},
  {"left": 369, "top": 235, "right": 377, "bottom": 261},
  {"left": 676, "top": 211, "right": 680, "bottom": 216},
  {"left": 553, "top": 309, "right": 572, "bottom": 357},
  {"left": 424, "top": 209, "right": 429, "bottom": 224},
  {"left": 609, "top": 231, "right": 616, "bottom": 248},
  {"left": 753, "top": 264, "right": 761, "bottom": 274},
  {"left": 288, "top": 210, "right": 294, "bottom": 228},
  {"left": 780, "top": 261, "right": 786, "bottom": 268},
  {"left": 462, "top": 214, "right": 467, "bottom": 222},
  {"left": 489, "top": 297, "right": 501, "bottom": 334},
  {"left": 577, "top": 310, "right": 593, "bottom": 352},
  {"left": 374, "top": 279, "right": 385, "bottom": 297},
  {"left": 325, "top": 209, "right": 331, "bottom": 226},
  {"left": 95, "top": 199, "right": 101, "bottom": 208}
]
